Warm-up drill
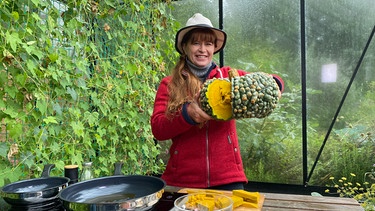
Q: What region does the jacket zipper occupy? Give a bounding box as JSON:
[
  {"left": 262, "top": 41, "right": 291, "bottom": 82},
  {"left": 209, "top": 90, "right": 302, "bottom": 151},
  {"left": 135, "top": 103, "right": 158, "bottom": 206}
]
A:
[{"left": 204, "top": 70, "right": 221, "bottom": 188}]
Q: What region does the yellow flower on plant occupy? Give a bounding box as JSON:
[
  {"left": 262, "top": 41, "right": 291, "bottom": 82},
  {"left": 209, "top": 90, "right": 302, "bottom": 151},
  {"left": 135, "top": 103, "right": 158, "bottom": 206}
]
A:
[
  {"left": 350, "top": 173, "right": 356, "bottom": 177},
  {"left": 341, "top": 177, "right": 347, "bottom": 181},
  {"left": 329, "top": 176, "right": 334, "bottom": 180},
  {"left": 325, "top": 189, "right": 330, "bottom": 193},
  {"left": 339, "top": 179, "right": 343, "bottom": 183}
]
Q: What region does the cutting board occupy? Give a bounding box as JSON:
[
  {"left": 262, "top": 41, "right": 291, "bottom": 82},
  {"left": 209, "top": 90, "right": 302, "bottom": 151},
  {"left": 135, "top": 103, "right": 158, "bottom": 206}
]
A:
[{"left": 178, "top": 188, "right": 265, "bottom": 211}]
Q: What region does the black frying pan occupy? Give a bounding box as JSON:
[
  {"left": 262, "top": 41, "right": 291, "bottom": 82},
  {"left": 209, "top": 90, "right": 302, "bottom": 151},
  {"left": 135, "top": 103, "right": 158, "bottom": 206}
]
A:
[
  {"left": 59, "top": 174, "right": 166, "bottom": 211},
  {"left": 0, "top": 164, "right": 70, "bottom": 206}
]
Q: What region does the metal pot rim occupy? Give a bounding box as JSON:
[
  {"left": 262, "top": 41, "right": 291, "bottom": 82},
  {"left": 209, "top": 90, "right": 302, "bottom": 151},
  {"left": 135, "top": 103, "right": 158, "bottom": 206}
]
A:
[
  {"left": 59, "top": 175, "right": 166, "bottom": 210},
  {"left": 1, "top": 177, "right": 70, "bottom": 194}
]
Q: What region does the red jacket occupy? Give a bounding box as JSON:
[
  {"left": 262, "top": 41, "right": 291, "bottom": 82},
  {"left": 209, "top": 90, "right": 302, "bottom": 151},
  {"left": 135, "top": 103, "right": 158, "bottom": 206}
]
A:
[{"left": 151, "top": 65, "right": 283, "bottom": 188}]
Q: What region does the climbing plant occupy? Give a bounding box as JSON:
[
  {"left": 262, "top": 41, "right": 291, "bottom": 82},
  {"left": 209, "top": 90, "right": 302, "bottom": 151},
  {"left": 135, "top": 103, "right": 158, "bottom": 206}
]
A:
[{"left": 0, "top": 0, "right": 178, "bottom": 185}]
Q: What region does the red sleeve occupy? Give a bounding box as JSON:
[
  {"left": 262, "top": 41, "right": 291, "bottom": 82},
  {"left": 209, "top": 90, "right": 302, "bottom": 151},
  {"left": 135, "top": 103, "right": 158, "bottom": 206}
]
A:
[
  {"left": 271, "top": 74, "right": 284, "bottom": 92},
  {"left": 150, "top": 77, "right": 194, "bottom": 141}
]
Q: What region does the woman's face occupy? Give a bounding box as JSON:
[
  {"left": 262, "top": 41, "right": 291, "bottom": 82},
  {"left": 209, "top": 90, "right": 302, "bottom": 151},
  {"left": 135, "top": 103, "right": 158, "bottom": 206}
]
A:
[{"left": 183, "top": 32, "right": 216, "bottom": 67}]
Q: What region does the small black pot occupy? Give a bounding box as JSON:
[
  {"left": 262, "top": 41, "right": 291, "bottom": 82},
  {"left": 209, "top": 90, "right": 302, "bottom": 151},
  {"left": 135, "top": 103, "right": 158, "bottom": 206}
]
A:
[{"left": 0, "top": 164, "right": 70, "bottom": 206}]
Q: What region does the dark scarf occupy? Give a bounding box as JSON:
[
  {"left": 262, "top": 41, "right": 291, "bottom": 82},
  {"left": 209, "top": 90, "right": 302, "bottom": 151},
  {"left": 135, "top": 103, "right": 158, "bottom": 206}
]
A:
[{"left": 186, "top": 59, "right": 214, "bottom": 82}]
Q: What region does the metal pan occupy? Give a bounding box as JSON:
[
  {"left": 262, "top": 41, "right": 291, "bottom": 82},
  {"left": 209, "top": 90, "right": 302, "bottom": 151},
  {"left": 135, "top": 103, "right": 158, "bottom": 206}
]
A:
[
  {"left": 0, "top": 164, "right": 70, "bottom": 206},
  {"left": 59, "top": 163, "right": 166, "bottom": 211}
]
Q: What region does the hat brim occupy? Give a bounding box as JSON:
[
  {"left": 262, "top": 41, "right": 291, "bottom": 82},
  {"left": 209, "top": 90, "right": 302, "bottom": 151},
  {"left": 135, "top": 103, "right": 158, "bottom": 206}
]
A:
[{"left": 175, "top": 24, "right": 227, "bottom": 55}]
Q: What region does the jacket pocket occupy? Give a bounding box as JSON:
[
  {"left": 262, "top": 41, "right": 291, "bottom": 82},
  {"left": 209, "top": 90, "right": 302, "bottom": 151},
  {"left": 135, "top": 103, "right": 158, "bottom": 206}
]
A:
[
  {"left": 171, "top": 149, "right": 179, "bottom": 168},
  {"left": 227, "top": 133, "right": 242, "bottom": 165}
]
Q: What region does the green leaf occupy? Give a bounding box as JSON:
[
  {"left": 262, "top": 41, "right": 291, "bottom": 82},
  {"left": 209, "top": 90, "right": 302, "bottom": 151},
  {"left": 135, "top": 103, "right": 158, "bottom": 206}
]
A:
[
  {"left": 70, "top": 153, "right": 84, "bottom": 165},
  {"left": 67, "top": 87, "right": 77, "bottom": 101},
  {"left": 26, "top": 27, "right": 33, "bottom": 34},
  {"left": 49, "top": 53, "right": 59, "bottom": 63},
  {"left": 31, "top": 0, "right": 41, "bottom": 6},
  {"left": 36, "top": 99, "right": 47, "bottom": 115},
  {"left": 0, "top": 166, "right": 23, "bottom": 186},
  {"left": 84, "top": 111, "right": 99, "bottom": 127},
  {"left": 8, "top": 122, "right": 23, "bottom": 138},
  {"left": 104, "top": 0, "right": 116, "bottom": 8},
  {"left": 27, "top": 41, "right": 37, "bottom": 45},
  {"left": 89, "top": 43, "right": 99, "bottom": 54},
  {"left": 50, "top": 142, "right": 61, "bottom": 153},
  {"left": 131, "top": 42, "right": 139, "bottom": 51},
  {"left": 32, "top": 48, "right": 44, "bottom": 59},
  {"left": 77, "top": 78, "right": 88, "bottom": 89},
  {"left": 54, "top": 160, "right": 66, "bottom": 173},
  {"left": 43, "top": 116, "right": 58, "bottom": 124},
  {"left": 53, "top": 102, "right": 62, "bottom": 115},
  {"left": 0, "top": 99, "right": 6, "bottom": 110},
  {"left": 70, "top": 121, "right": 85, "bottom": 138},
  {"left": 3, "top": 107, "right": 19, "bottom": 118},
  {"left": 31, "top": 12, "right": 42, "bottom": 22},
  {"left": 4, "top": 85, "right": 17, "bottom": 99},
  {"left": 0, "top": 142, "right": 8, "bottom": 158},
  {"left": 26, "top": 60, "right": 37, "bottom": 76},
  {"left": 21, "top": 152, "right": 36, "bottom": 168},
  {"left": 11, "top": 11, "right": 19, "bottom": 21},
  {"left": 6, "top": 31, "right": 22, "bottom": 52},
  {"left": 0, "top": 67, "right": 7, "bottom": 85},
  {"left": 126, "top": 63, "right": 138, "bottom": 75},
  {"left": 128, "top": 150, "right": 137, "bottom": 161},
  {"left": 142, "top": 144, "right": 149, "bottom": 155},
  {"left": 15, "top": 72, "right": 28, "bottom": 86}
]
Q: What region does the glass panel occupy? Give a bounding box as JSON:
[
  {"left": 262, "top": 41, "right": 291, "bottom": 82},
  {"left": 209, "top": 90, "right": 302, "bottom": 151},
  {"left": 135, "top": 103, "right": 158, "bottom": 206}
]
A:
[
  {"left": 224, "top": 0, "right": 301, "bottom": 184},
  {"left": 306, "top": 0, "right": 375, "bottom": 185},
  {"left": 171, "top": 0, "right": 220, "bottom": 27}
]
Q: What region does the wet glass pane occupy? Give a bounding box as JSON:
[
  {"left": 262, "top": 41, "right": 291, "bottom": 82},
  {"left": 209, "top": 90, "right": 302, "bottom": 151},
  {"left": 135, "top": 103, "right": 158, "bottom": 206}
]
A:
[
  {"left": 172, "top": 0, "right": 219, "bottom": 29},
  {"left": 305, "top": 0, "right": 375, "bottom": 185}
]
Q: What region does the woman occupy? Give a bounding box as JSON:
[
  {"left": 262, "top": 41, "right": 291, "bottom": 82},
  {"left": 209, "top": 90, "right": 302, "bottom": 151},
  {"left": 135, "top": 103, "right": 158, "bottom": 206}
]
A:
[{"left": 151, "top": 13, "right": 284, "bottom": 190}]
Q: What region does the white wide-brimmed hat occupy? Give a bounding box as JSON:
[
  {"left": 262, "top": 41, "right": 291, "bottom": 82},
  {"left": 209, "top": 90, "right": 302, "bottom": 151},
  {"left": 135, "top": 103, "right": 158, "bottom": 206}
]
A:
[{"left": 175, "top": 13, "right": 227, "bottom": 55}]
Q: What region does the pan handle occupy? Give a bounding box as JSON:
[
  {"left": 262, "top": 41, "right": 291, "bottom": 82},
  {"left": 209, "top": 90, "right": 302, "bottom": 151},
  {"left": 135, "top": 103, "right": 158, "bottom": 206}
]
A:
[
  {"left": 41, "top": 164, "right": 56, "bottom": 177},
  {"left": 113, "top": 162, "right": 124, "bottom": 175}
]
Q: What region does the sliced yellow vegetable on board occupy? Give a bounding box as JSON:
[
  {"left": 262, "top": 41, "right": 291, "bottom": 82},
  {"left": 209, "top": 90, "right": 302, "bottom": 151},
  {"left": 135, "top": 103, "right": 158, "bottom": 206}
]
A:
[
  {"left": 231, "top": 195, "right": 244, "bottom": 208},
  {"left": 232, "top": 190, "right": 260, "bottom": 203},
  {"left": 242, "top": 201, "right": 259, "bottom": 208}
]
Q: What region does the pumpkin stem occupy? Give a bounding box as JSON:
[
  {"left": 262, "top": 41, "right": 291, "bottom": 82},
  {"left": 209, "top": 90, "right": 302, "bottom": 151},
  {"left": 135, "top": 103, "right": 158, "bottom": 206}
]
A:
[{"left": 228, "top": 68, "right": 240, "bottom": 80}]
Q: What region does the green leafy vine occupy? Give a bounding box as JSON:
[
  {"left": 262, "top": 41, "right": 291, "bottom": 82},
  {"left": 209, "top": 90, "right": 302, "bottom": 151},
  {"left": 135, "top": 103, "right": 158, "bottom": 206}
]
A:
[{"left": 0, "top": 0, "right": 178, "bottom": 184}]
